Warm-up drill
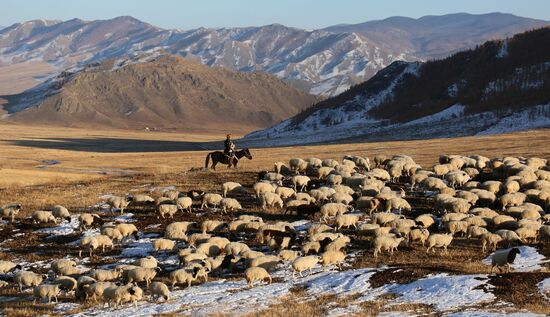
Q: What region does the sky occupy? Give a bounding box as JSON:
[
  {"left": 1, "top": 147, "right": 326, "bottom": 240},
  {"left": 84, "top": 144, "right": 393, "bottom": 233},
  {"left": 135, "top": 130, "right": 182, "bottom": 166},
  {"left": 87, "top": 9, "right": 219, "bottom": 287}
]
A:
[{"left": 1, "top": 0, "right": 549, "bottom": 29}]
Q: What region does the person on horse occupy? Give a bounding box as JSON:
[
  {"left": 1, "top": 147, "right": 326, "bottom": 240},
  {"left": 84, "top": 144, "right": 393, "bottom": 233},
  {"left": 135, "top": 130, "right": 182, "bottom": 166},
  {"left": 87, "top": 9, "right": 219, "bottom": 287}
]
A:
[{"left": 224, "top": 134, "right": 236, "bottom": 160}]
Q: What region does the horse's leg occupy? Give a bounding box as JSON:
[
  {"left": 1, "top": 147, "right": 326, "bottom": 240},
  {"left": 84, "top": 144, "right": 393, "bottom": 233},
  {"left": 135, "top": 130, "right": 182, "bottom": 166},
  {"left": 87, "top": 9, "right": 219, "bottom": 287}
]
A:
[{"left": 212, "top": 160, "right": 217, "bottom": 170}]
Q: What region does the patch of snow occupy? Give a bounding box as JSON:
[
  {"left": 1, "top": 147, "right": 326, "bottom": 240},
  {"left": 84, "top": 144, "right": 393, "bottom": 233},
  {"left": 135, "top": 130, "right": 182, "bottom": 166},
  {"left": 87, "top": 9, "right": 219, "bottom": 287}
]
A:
[
  {"left": 496, "top": 40, "right": 508, "bottom": 59},
  {"left": 405, "top": 104, "right": 465, "bottom": 125},
  {"left": 482, "top": 246, "right": 548, "bottom": 272},
  {"left": 114, "top": 213, "right": 136, "bottom": 223},
  {"left": 36, "top": 215, "right": 80, "bottom": 237},
  {"left": 446, "top": 311, "right": 544, "bottom": 317},
  {"left": 538, "top": 277, "right": 550, "bottom": 301}
]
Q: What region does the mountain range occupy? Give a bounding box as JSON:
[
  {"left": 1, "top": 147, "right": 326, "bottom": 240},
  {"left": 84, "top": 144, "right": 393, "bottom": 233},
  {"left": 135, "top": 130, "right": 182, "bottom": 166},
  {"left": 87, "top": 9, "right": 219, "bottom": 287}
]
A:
[
  {"left": 0, "top": 53, "right": 317, "bottom": 132},
  {"left": 245, "top": 27, "right": 550, "bottom": 146},
  {"left": 0, "top": 13, "right": 547, "bottom": 96}
]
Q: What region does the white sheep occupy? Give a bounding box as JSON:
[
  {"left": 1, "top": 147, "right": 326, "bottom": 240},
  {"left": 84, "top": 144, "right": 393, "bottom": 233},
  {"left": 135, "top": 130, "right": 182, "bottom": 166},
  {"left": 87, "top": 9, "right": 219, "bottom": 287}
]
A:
[
  {"left": 201, "top": 220, "right": 227, "bottom": 234},
  {"left": 201, "top": 193, "right": 223, "bottom": 209},
  {"left": 149, "top": 281, "right": 170, "bottom": 302},
  {"left": 225, "top": 242, "right": 250, "bottom": 256},
  {"left": 0, "top": 203, "right": 22, "bottom": 222},
  {"left": 134, "top": 256, "right": 158, "bottom": 268},
  {"left": 499, "top": 193, "right": 527, "bottom": 210},
  {"left": 106, "top": 196, "right": 133, "bottom": 214},
  {"left": 307, "top": 223, "right": 333, "bottom": 237},
  {"left": 445, "top": 220, "right": 469, "bottom": 237},
  {"left": 51, "top": 205, "right": 71, "bottom": 221},
  {"left": 53, "top": 276, "right": 77, "bottom": 293},
  {"left": 220, "top": 198, "right": 242, "bottom": 213},
  {"left": 408, "top": 228, "right": 430, "bottom": 246},
  {"left": 335, "top": 214, "right": 361, "bottom": 230},
  {"left": 115, "top": 223, "right": 139, "bottom": 241},
  {"left": 126, "top": 267, "right": 160, "bottom": 287},
  {"left": 196, "top": 242, "right": 222, "bottom": 257},
  {"left": 276, "top": 187, "right": 296, "bottom": 200},
  {"left": 253, "top": 182, "right": 276, "bottom": 198},
  {"left": 385, "top": 197, "right": 412, "bottom": 213},
  {"left": 320, "top": 203, "right": 349, "bottom": 223},
  {"left": 481, "top": 233, "right": 503, "bottom": 252},
  {"left": 466, "top": 226, "right": 489, "bottom": 239},
  {"left": 90, "top": 269, "right": 121, "bottom": 282},
  {"left": 152, "top": 238, "right": 176, "bottom": 252},
  {"left": 327, "top": 174, "right": 343, "bottom": 186},
  {"left": 248, "top": 255, "right": 281, "bottom": 272},
  {"left": 33, "top": 284, "right": 61, "bottom": 304},
  {"left": 100, "top": 227, "right": 124, "bottom": 243},
  {"left": 260, "top": 192, "right": 284, "bottom": 209},
  {"left": 373, "top": 235, "right": 404, "bottom": 257},
  {"left": 32, "top": 210, "right": 57, "bottom": 224},
  {"left": 278, "top": 250, "right": 300, "bottom": 262},
  {"left": 102, "top": 284, "right": 143, "bottom": 309},
  {"left": 169, "top": 267, "right": 207, "bottom": 289},
  {"left": 79, "top": 213, "right": 101, "bottom": 230},
  {"left": 292, "top": 256, "right": 320, "bottom": 278},
  {"left": 176, "top": 197, "right": 193, "bottom": 213},
  {"left": 157, "top": 204, "right": 179, "bottom": 218},
  {"left": 321, "top": 250, "right": 346, "bottom": 270},
  {"left": 14, "top": 271, "right": 45, "bottom": 291},
  {"left": 289, "top": 158, "right": 308, "bottom": 174},
  {"left": 292, "top": 175, "right": 311, "bottom": 192},
  {"left": 274, "top": 162, "right": 287, "bottom": 174},
  {"left": 206, "top": 237, "right": 231, "bottom": 250},
  {"left": 0, "top": 260, "right": 20, "bottom": 274},
  {"left": 426, "top": 233, "right": 453, "bottom": 254},
  {"left": 445, "top": 171, "right": 471, "bottom": 188},
  {"left": 245, "top": 267, "right": 272, "bottom": 287}
]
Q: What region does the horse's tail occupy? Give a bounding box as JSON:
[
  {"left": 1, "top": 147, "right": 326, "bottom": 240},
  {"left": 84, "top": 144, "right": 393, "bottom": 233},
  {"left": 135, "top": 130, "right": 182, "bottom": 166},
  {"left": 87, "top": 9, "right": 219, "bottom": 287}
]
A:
[{"left": 205, "top": 152, "right": 212, "bottom": 169}]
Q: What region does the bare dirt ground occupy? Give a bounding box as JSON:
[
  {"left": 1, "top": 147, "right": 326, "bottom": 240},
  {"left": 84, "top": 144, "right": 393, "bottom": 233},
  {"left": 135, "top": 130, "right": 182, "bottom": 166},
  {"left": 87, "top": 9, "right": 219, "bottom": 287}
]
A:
[{"left": 0, "top": 125, "right": 549, "bottom": 316}]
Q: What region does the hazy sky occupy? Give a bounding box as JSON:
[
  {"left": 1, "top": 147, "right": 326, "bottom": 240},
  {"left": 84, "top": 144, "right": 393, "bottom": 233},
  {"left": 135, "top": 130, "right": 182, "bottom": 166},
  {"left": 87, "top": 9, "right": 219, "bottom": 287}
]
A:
[{"left": 1, "top": 0, "right": 549, "bottom": 29}]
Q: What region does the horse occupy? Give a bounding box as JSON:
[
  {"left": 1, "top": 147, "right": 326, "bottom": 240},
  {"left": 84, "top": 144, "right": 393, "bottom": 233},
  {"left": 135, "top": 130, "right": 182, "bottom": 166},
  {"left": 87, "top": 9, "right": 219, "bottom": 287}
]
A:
[{"left": 205, "top": 148, "right": 252, "bottom": 170}]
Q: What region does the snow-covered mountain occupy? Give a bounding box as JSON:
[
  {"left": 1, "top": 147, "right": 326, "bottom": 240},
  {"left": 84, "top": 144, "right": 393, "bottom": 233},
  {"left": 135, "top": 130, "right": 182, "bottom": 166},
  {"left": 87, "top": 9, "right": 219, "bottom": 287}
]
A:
[
  {"left": 0, "top": 13, "right": 546, "bottom": 96},
  {"left": 245, "top": 27, "right": 550, "bottom": 146}
]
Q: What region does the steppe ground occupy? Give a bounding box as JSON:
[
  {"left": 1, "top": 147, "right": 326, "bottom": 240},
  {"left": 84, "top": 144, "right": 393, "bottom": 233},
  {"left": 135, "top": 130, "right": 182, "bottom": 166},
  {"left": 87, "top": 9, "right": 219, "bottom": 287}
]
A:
[{"left": 0, "top": 123, "right": 549, "bottom": 316}]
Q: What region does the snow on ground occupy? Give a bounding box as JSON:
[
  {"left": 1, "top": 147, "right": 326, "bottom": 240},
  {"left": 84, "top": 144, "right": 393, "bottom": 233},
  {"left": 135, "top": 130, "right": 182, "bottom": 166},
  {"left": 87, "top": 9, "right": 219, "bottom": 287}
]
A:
[
  {"left": 538, "top": 277, "right": 550, "bottom": 301},
  {"left": 37, "top": 215, "right": 80, "bottom": 237},
  {"left": 445, "top": 311, "right": 545, "bottom": 317},
  {"left": 388, "top": 274, "right": 494, "bottom": 311},
  {"left": 482, "top": 246, "right": 549, "bottom": 272}
]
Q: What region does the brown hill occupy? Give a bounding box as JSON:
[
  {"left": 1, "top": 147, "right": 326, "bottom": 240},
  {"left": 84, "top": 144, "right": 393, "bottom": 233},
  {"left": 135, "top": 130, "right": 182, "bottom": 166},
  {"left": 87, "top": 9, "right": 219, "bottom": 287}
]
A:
[{"left": 1, "top": 54, "right": 318, "bottom": 133}]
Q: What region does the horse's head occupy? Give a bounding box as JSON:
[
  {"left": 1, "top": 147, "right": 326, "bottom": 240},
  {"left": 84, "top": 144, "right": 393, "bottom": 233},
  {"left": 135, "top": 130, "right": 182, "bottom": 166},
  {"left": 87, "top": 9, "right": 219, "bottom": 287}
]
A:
[{"left": 243, "top": 148, "right": 252, "bottom": 160}]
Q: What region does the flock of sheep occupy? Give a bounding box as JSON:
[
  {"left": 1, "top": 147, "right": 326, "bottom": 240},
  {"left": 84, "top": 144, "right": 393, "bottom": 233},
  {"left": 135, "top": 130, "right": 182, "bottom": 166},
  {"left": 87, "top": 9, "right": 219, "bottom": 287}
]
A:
[{"left": 0, "top": 152, "right": 549, "bottom": 310}]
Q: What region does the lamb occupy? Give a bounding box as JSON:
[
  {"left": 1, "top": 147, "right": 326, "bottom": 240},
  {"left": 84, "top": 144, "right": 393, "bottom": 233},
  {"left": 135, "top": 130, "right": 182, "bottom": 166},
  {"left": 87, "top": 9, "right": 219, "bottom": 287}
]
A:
[
  {"left": 276, "top": 187, "right": 296, "bottom": 200},
  {"left": 220, "top": 198, "right": 242, "bottom": 213},
  {"left": 320, "top": 250, "right": 346, "bottom": 270},
  {"left": 90, "top": 269, "right": 121, "bottom": 282},
  {"left": 79, "top": 213, "right": 102, "bottom": 230},
  {"left": 201, "top": 220, "right": 228, "bottom": 234},
  {"left": 491, "top": 248, "right": 521, "bottom": 273},
  {"left": 33, "top": 284, "right": 61, "bottom": 304},
  {"left": 222, "top": 182, "right": 244, "bottom": 197},
  {"left": 481, "top": 233, "right": 503, "bottom": 252},
  {"left": 201, "top": 193, "right": 223, "bottom": 209},
  {"left": 14, "top": 271, "right": 45, "bottom": 291},
  {"left": 373, "top": 235, "right": 404, "bottom": 257},
  {"left": 254, "top": 182, "right": 277, "bottom": 199},
  {"left": 32, "top": 210, "right": 57, "bottom": 224},
  {"left": 292, "top": 175, "right": 311, "bottom": 192},
  {"left": 0, "top": 203, "right": 22, "bottom": 222},
  {"left": 51, "top": 205, "right": 71, "bottom": 221},
  {"left": 335, "top": 214, "right": 361, "bottom": 230},
  {"left": 0, "top": 260, "right": 21, "bottom": 273},
  {"left": 126, "top": 267, "right": 161, "bottom": 287},
  {"left": 289, "top": 158, "right": 309, "bottom": 174},
  {"left": 134, "top": 256, "right": 158, "bottom": 268},
  {"left": 385, "top": 197, "right": 412, "bottom": 213},
  {"left": 260, "top": 192, "right": 284, "bottom": 209},
  {"left": 499, "top": 193, "right": 527, "bottom": 210},
  {"left": 152, "top": 238, "right": 176, "bottom": 252},
  {"left": 278, "top": 250, "right": 300, "bottom": 262},
  {"left": 408, "top": 228, "right": 430, "bottom": 246},
  {"left": 426, "top": 233, "right": 453, "bottom": 254},
  {"left": 292, "top": 256, "right": 320, "bottom": 278},
  {"left": 169, "top": 266, "right": 207, "bottom": 289},
  {"left": 176, "top": 197, "right": 193, "bottom": 213},
  {"left": 320, "top": 203, "right": 349, "bottom": 223},
  {"left": 149, "top": 281, "right": 170, "bottom": 302},
  {"left": 106, "top": 196, "right": 133, "bottom": 214},
  {"left": 102, "top": 284, "right": 143, "bottom": 309},
  {"left": 245, "top": 267, "right": 272, "bottom": 287}
]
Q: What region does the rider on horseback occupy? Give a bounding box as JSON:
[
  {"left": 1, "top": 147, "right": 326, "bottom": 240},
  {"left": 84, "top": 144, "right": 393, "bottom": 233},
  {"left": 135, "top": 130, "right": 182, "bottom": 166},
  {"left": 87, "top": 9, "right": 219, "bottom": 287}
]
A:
[{"left": 224, "top": 134, "right": 236, "bottom": 160}]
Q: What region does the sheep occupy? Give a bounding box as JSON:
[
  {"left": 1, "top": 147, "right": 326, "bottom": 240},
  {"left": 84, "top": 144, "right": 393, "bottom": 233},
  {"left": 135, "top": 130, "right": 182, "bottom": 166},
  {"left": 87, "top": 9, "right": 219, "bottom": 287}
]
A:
[
  {"left": 0, "top": 260, "right": 21, "bottom": 274},
  {"left": 245, "top": 267, "right": 272, "bottom": 287},
  {"left": 149, "top": 281, "right": 170, "bottom": 302},
  {"left": 79, "top": 213, "right": 102, "bottom": 230},
  {"left": 445, "top": 171, "right": 471, "bottom": 188},
  {"left": 126, "top": 267, "right": 160, "bottom": 287},
  {"left": 179, "top": 252, "right": 207, "bottom": 266},
  {"left": 32, "top": 210, "right": 57, "bottom": 224},
  {"left": 330, "top": 192, "right": 354, "bottom": 205},
  {"left": 292, "top": 175, "right": 311, "bottom": 192},
  {"left": 318, "top": 167, "right": 334, "bottom": 179},
  {"left": 385, "top": 197, "right": 412, "bottom": 213},
  {"left": 102, "top": 284, "right": 143, "bottom": 309},
  {"left": 456, "top": 191, "right": 479, "bottom": 206},
  {"left": 274, "top": 162, "right": 288, "bottom": 174},
  {"left": 152, "top": 238, "right": 176, "bottom": 252},
  {"left": 276, "top": 187, "right": 296, "bottom": 200},
  {"left": 466, "top": 226, "right": 489, "bottom": 239},
  {"left": 373, "top": 235, "right": 404, "bottom": 257},
  {"left": 115, "top": 223, "right": 139, "bottom": 241},
  {"left": 249, "top": 255, "right": 281, "bottom": 272},
  {"left": 420, "top": 177, "right": 448, "bottom": 191},
  {"left": 229, "top": 220, "right": 248, "bottom": 233},
  {"left": 335, "top": 214, "right": 361, "bottom": 230},
  {"left": 355, "top": 197, "right": 381, "bottom": 215},
  {"left": 491, "top": 248, "right": 521, "bottom": 273},
  {"left": 492, "top": 215, "right": 518, "bottom": 230},
  {"left": 225, "top": 242, "right": 250, "bottom": 256},
  {"left": 320, "top": 250, "right": 346, "bottom": 270},
  {"left": 100, "top": 227, "right": 124, "bottom": 243},
  {"left": 262, "top": 172, "right": 285, "bottom": 184},
  {"left": 495, "top": 229, "right": 521, "bottom": 246},
  {"left": 302, "top": 241, "right": 322, "bottom": 255},
  {"left": 222, "top": 182, "right": 244, "bottom": 197},
  {"left": 470, "top": 189, "right": 497, "bottom": 206},
  {"left": 481, "top": 233, "right": 503, "bottom": 252},
  {"left": 156, "top": 197, "right": 173, "bottom": 206},
  {"left": 515, "top": 227, "right": 538, "bottom": 243},
  {"left": 196, "top": 242, "right": 222, "bottom": 257},
  {"left": 539, "top": 225, "right": 550, "bottom": 241},
  {"left": 241, "top": 250, "right": 266, "bottom": 260},
  {"left": 325, "top": 236, "right": 351, "bottom": 252},
  {"left": 134, "top": 256, "right": 158, "bottom": 269},
  {"left": 169, "top": 266, "right": 207, "bottom": 289},
  {"left": 176, "top": 197, "right": 193, "bottom": 213},
  {"left": 220, "top": 198, "right": 242, "bottom": 213},
  {"left": 433, "top": 164, "right": 452, "bottom": 176},
  {"left": 445, "top": 220, "right": 469, "bottom": 237},
  {"left": 50, "top": 259, "right": 77, "bottom": 275},
  {"left": 106, "top": 196, "right": 133, "bottom": 214},
  {"left": 323, "top": 159, "right": 340, "bottom": 168},
  {"left": 51, "top": 205, "right": 71, "bottom": 221},
  {"left": 289, "top": 158, "right": 308, "bottom": 174},
  {"left": 238, "top": 215, "right": 264, "bottom": 223},
  {"left": 165, "top": 221, "right": 196, "bottom": 237},
  {"left": 307, "top": 223, "right": 333, "bottom": 237},
  {"left": 79, "top": 235, "right": 113, "bottom": 257},
  {"left": 33, "top": 284, "right": 61, "bottom": 304},
  {"left": 371, "top": 212, "right": 401, "bottom": 226},
  {"left": 201, "top": 220, "right": 227, "bottom": 234},
  {"left": 426, "top": 234, "right": 453, "bottom": 254},
  {"left": 441, "top": 213, "right": 469, "bottom": 223},
  {"left": 408, "top": 228, "right": 430, "bottom": 246},
  {"left": 499, "top": 193, "right": 527, "bottom": 210},
  {"left": 0, "top": 203, "right": 22, "bottom": 222},
  {"left": 14, "top": 271, "right": 45, "bottom": 292},
  {"left": 205, "top": 254, "right": 240, "bottom": 276},
  {"left": 253, "top": 182, "right": 277, "bottom": 199},
  {"left": 320, "top": 203, "right": 349, "bottom": 223},
  {"left": 156, "top": 204, "right": 178, "bottom": 218},
  {"left": 260, "top": 192, "right": 284, "bottom": 209},
  {"left": 201, "top": 193, "right": 223, "bottom": 209},
  {"left": 327, "top": 174, "right": 343, "bottom": 186},
  {"left": 415, "top": 214, "right": 436, "bottom": 228},
  {"left": 278, "top": 250, "right": 300, "bottom": 262},
  {"left": 90, "top": 269, "right": 121, "bottom": 282},
  {"left": 53, "top": 276, "right": 77, "bottom": 293},
  {"left": 292, "top": 256, "right": 320, "bottom": 278}
]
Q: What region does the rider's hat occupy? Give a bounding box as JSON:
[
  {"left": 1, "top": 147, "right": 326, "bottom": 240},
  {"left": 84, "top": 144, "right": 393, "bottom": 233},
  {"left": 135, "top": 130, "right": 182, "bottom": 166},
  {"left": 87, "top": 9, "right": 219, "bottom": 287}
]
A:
[{"left": 226, "top": 134, "right": 231, "bottom": 138}]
